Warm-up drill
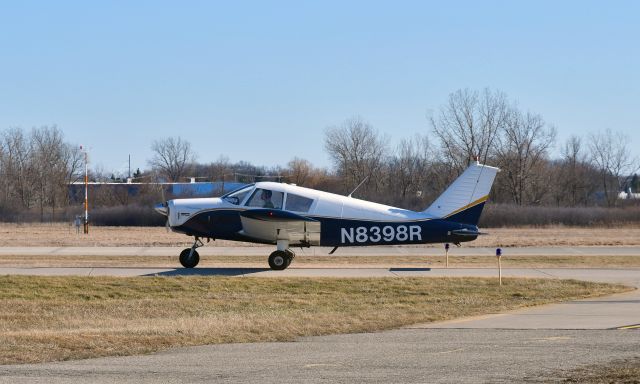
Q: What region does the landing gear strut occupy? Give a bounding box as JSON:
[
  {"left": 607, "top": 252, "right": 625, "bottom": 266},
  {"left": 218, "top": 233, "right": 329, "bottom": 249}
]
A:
[{"left": 180, "top": 237, "right": 204, "bottom": 268}]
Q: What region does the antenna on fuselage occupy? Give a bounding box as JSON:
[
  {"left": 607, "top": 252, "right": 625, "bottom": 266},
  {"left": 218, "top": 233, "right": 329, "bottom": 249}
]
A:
[{"left": 347, "top": 175, "right": 370, "bottom": 198}]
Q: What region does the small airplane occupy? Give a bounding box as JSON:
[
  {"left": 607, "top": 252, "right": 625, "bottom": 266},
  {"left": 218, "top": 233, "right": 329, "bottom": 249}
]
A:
[{"left": 155, "top": 161, "right": 499, "bottom": 270}]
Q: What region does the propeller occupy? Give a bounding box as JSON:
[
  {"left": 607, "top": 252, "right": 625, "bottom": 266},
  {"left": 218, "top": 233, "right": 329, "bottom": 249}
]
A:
[
  {"left": 153, "top": 181, "right": 171, "bottom": 232},
  {"left": 153, "top": 201, "right": 169, "bottom": 223},
  {"left": 162, "top": 185, "right": 172, "bottom": 232},
  {"left": 165, "top": 204, "right": 170, "bottom": 232},
  {"left": 162, "top": 184, "right": 169, "bottom": 232}
]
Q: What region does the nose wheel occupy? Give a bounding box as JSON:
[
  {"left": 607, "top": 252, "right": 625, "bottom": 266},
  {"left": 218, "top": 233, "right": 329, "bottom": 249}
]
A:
[
  {"left": 179, "top": 237, "right": 204, "bottom": 268},
  {"left": 179, "top": 248, "right": 200, "bottom": 268}
]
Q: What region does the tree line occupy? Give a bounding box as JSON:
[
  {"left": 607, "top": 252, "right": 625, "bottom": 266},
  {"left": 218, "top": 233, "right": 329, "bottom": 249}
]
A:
[
  {"left": 0, "top": 126, "right": 83, "bottom": 221},
  {"left": 1, "top": 88, "right": 638, "bottom": 224},
  {"left": 150, "top": 88, "right": 638, "bottom": 210}
]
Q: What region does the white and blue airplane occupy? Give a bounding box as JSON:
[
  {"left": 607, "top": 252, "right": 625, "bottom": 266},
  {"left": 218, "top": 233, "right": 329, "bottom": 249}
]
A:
[{"left": 155, "top": 161, "right": 499, "bottom": 270}]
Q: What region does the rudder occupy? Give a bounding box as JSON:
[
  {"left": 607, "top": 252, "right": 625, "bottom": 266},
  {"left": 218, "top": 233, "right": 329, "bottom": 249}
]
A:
[{"left": 423, "top": 162, "right": 499, "bottom": 225}]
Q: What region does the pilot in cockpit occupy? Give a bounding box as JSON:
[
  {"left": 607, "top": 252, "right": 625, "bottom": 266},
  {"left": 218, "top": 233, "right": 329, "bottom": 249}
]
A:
[{"left": 261, "top": 189, "right": 274, "bottom": 208}]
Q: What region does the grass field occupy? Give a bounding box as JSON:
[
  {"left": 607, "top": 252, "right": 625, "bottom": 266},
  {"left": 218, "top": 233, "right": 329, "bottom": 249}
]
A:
[
  {"left": 0, "top": 276, "right": 628, "bottom": 365},
  {"left": 1, "top": 223, "right": 639, "bottom": 247}
]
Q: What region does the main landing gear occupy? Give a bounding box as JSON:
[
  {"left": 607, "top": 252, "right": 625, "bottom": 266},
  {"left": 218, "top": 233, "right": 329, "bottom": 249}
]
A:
[
  {"left": 177, "top": 237, "right": 296, "bottom": 270},
  {"left": 179, "top": 237, "right": 204, "bottom": 268},
  {"left": 267, "top": 239, "right": 295, "bottom": 270},
  {"left": 268, "top": 249, "right": 295, "bottom": 270}
]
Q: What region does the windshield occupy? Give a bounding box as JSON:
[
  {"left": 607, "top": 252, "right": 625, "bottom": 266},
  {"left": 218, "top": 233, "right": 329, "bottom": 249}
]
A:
[{"left": 222, "top": 185, "right": 254, "bottom": 205}]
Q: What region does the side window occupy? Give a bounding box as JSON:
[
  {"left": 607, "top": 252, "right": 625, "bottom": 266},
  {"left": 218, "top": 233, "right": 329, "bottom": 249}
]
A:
[
  {"left": 246, "top": 188, "right": 284, "bottom": 209},
  {"left": 285, "top": 193, "right": 314, "bottom": 213}
]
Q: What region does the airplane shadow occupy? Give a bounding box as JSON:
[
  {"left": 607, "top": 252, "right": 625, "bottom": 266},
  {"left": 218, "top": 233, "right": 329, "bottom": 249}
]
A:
[
  {"left": 389, "top": 267, "right": 432, "bottom": 272},
  {"left": 144, "top": 268, "right": 270, "bottom": 277},
  {"left": 143, "top": 267, "right": 434, "bottom": 276}
]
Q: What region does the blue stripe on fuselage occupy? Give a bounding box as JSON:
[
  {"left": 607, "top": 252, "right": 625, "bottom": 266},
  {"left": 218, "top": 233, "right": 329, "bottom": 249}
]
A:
[
  {"left": 172, "top": 209, "right": 479, "bottom": 246},
  {"left": 316, "top": 217, "right": 477, "bottom": 246}
]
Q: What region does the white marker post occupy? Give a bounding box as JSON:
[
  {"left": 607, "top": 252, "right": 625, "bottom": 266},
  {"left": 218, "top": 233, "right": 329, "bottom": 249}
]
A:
[
  {"left": 496, "top": 248, "right": 502, "bottom": 286},
  {"left": 445, "top": 243, "right": 450, "bottom": 268}
]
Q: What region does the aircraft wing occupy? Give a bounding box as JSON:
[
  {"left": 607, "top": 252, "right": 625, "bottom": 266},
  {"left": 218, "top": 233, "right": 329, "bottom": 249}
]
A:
[{"left": 239, "top": 209, "right": 321, "bottom": 245}]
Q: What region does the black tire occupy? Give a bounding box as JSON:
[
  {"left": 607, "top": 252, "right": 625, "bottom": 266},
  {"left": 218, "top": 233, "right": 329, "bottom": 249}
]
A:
[
  {"left": 285, "top": 249, "right": 295, "bottom": 267},
  {"left": 179, "top": 248, "right": 200, "bottom": 268},
  {"left": 268, "top": 250, "right": 289, "bottom": 270}
]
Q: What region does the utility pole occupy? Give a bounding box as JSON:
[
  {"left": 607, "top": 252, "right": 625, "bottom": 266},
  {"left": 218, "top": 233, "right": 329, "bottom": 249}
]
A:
[{"left": 80, "top": 145, "right": 89, "bottom": 234}]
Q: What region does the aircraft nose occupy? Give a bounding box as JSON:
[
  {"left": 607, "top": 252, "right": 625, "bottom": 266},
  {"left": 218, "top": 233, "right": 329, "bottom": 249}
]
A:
[{"left": 154, "top": 202, "right": 168, "bottom": 216}]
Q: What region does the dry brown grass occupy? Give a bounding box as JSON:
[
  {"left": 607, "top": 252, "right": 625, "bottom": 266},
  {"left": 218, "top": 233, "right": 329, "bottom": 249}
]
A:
[
  {"left": 0, "top": 223, "right": 194, "bottom": 247},
  {"left": 0, "top": 276, "right": 628, "bottom": 365},
  {"left": 1, "top": 223, "right": 640, "bottom": 247},
  {"left": 480, "top": 226, "right": 640, "bottom": 248},
  {"left": 2, "top": 254, "right": 640, "bottom": 268}
]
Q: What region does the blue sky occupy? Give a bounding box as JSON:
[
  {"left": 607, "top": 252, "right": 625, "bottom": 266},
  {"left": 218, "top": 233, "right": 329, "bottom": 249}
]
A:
[{"left": 1, "top": 1, "right": 638, "bottom": 176}]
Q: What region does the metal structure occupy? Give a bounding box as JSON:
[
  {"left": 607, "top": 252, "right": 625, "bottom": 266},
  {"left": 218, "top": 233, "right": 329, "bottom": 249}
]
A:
[{"left": 80, "top": 145, "right": 89, "bottom": 234}]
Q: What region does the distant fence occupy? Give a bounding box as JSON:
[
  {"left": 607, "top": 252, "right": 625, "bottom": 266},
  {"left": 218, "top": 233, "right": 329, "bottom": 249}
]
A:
[
  {"left": 68, "top": 181, "right": 247, "bottom": 203},
  {"left": 94, "top": 202, "right": 640, "bottom": 227},
  {"left": 3, "top": 200, "right": 639, "bottom": 227},
  {"left": 90, "top": 205, "right": 165, "bottom": 226}
]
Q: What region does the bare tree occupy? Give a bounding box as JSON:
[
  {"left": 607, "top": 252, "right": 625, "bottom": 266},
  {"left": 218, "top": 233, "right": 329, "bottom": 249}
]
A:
[
  {"left": 324, "top": 117, "right": 388, "bottom": 195},
  {"left": 0, "top": 128, "right": 35, "bottom": 209},
  {"left": 495, "top": 109, "right": 556, "bottom": 205},
  {"left": 554, "top": 135, "right": 598, "bottom": 206},
  {"left": 561, "top": 136, "right": 584, "bottom": 206},
  {"left": 389, "top": 135, "right": 432, "bottom": 200},
  {"left": 32, "top": 126, "right": 62, "bottom": 220},
  {"left": 149, "top": 137, "right": 196, "bottom": 182},
  {"left": 286, "top": 157, "right": 312, "bottom": 186},
  {"left": 430, "top": 88, "right": 508, "bottom": 173},
  {"left": 589, "top": 129, "right": 638, "bottom": 206},
  {"left": 0, "top": 126, "right": 83, "bottom": 220},
  {"left": 28, "top": 126, "right": 84, "bottom": 220},
  {"left": 194, "top": 155, "right": 233, "bottom": 186}
]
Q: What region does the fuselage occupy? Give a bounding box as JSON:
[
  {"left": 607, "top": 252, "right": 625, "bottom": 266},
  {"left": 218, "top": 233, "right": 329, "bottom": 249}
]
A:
[{"left": 160, "top": 182, "right": 480, "bottom": 247}]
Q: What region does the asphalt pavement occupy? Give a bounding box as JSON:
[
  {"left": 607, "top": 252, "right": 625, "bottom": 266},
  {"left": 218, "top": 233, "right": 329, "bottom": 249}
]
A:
[
  {"left": 2, "top": 329, "right": 638, "bottom": 384},
  {"left": 1, "top": 245, "right": 639, "bottom": 257}
]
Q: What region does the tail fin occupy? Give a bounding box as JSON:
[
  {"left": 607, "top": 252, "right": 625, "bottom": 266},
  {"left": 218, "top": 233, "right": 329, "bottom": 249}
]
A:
[{"left": 423, "top": 162, "right": 499, "bottom": 225}]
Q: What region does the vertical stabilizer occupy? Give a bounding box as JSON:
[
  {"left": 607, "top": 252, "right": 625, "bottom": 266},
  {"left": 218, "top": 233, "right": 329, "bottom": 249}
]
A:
[{"left": 423, "top": 162, "right": 499, "bottom": 225}]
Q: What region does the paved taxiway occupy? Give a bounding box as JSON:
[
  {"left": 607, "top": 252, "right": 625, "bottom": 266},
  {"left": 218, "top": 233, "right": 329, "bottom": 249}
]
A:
[
  {"left": 1, "top": 245, "right": 639, "bottom": 257},
  {"left": 1, "top": 247, "right": 639, "bottom": 383},
  {"left": 2, "top": 329, "right": 638, "bottom": 384}
]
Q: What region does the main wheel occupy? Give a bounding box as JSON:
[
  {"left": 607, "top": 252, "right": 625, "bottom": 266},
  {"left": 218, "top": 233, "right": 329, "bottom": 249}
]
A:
[
  {"left": 285, "top": 249, "right": 295, "bottom": 267},
  {"left": 268, "top": 250, "right": 289, "bottom": 270},
  {"left": 179, "top": 248, "right": 200, "bottom": 268}
]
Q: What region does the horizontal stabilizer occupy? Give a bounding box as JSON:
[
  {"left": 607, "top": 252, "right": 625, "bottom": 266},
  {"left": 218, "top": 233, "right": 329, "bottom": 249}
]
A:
[{"left": 450, "top": 229, "right": 486, "bottom": 237}]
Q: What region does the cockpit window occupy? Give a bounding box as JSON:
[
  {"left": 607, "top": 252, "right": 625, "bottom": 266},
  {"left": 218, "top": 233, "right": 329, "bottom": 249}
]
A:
[
  {"left": 285, "top": 193, "right": 314, "bottom": 213},
  {"left": 246, "top": 188, "right": 283, "bottom": 209},
  {"left": 222, "top": 185, "right": 253, "bottom": 206}
]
